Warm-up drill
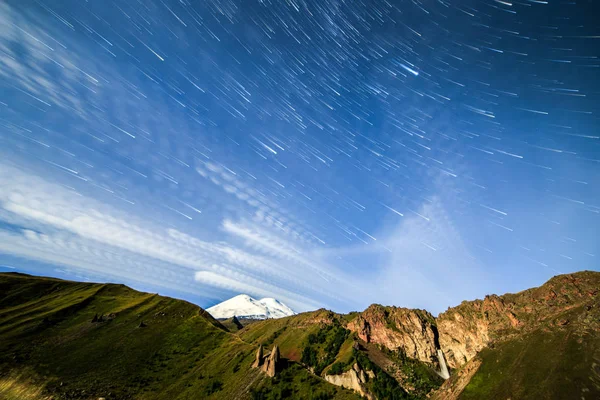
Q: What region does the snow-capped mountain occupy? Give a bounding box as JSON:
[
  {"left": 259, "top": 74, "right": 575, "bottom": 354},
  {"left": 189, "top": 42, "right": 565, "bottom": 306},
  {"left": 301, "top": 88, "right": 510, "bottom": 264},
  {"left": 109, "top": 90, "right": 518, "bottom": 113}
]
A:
[{"left": 206, "top": 294, "right": 296, "bottom": 320}]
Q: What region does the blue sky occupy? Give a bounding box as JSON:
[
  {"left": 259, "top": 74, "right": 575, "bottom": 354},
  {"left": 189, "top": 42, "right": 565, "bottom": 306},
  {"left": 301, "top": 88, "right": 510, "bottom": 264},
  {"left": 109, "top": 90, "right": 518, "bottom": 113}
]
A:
[{"left": 0, "top": 0, "right": 598, "bottom": 315}]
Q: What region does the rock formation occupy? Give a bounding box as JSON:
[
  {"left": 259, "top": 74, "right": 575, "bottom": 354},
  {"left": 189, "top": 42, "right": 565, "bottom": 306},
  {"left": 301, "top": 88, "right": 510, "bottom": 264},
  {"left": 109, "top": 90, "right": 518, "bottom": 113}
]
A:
[
  {"left": 346, "top": 304, "right": 439, "bottom": 364},
  {"left": 341, "top": 272, "right": 599, "bottom": 380},
  {"left": 324, "top": 363, "right": 375, "bottom": 400},
  {"left": 262, "top": 345, "right": 280, "bottom": 377},
  {"left": 252, "top": 344, "right": 263, "bottom": 368},
  {"left": 252, "top": 344, "right": 281, "bottom": 377}
]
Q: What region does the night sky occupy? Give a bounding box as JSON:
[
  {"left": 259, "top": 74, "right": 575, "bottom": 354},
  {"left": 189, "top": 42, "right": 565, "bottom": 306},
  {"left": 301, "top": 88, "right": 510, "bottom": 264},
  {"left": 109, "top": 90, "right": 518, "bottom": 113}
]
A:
[{"left": 0, "top": 0, "right": 598, "bottom": 314}]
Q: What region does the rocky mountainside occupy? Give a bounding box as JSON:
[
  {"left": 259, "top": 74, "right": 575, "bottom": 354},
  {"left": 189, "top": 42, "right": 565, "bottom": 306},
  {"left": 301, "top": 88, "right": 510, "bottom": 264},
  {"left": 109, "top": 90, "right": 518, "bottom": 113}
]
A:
[
  {"left": 436, "top": 271, "right": 599, "bottom": 368},
  {"left": 1, "top": 270, "right": 598, "bottom": 400},
  {"left": 345, "top": 305, "right": 439, "bottom": 364}
]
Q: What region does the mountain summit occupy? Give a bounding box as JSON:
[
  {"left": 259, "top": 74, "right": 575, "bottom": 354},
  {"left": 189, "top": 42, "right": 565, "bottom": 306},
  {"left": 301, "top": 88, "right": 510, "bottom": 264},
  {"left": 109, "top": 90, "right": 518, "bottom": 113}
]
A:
[{"left": 206, "top": 294, "right": 296, "bottom": 319}]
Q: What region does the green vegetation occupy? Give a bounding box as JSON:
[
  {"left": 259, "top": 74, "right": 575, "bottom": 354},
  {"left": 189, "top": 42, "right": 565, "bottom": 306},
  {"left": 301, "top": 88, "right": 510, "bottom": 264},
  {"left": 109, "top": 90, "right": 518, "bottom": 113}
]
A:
[
  {"left": 239, "top": 311, "right": 330, "bottom": 363},
  {"left": 250, "top": 363, "right": 361, "bottom": 400},
  {"left": 300, "top": 324, "right": 350, "bottom": 375},
  {"left": 328, "top": 362, "right": 345, "bottom": 375},
  {"left": 385, "top": 348, "right": 443, "bottom": 397},
  {"left": 205, "top": 380, "right": 223, "bottom": 395},
  {"left": 459, "top": 304, "right": 600, "bottom": 400},
  {"left": 218, "top": 316, "right": 244, "bottom": 332},
  {"left": 0, "top": 273, "right": 362, "bottom": 400},
  {"left": 301, "top": 345, "right": 318, "bottom": 367},
  {"left": 0, "top": 273, "right": 259, "bottom": 399},
  {"left": 353, "top": 349, "right": 413, "bottom": 400},
  {"left": 263, "top": 326, "right": 287, "bottom": 347}
]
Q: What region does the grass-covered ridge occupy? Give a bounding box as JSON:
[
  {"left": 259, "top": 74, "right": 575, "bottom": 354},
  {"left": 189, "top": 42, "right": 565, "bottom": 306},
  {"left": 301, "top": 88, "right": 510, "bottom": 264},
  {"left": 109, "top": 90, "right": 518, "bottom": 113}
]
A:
[{"left": 0, "top": 273, "right": 358, "bottom": 400}]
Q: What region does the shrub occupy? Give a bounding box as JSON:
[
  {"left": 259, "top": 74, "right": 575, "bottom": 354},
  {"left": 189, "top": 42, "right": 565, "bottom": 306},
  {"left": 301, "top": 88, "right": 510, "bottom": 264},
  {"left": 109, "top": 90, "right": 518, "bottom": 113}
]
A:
[
  {"left": 205, "top": 380, "right": 223, "bottom": 395},
  {"left": 301, "top": 345, "right": 317, "bottom": 367},
  {"left": 328, "top": 362, "right": 345, "bottom": 375}
]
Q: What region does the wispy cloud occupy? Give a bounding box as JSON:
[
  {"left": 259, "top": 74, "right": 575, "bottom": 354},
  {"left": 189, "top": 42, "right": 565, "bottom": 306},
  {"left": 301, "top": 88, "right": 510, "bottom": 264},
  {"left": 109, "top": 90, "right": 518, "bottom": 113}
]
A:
[
  {"left": 0, "top": 2, "right": 354, "bottom": 312},
  {"left": 0, "top": 162, "right": 361, "bottom": 311}
]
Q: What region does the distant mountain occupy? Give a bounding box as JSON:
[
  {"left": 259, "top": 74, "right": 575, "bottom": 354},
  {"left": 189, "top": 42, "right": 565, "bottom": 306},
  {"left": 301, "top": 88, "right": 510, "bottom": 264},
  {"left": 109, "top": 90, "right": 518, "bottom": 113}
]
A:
[{"left": 206, "top": 294, "right": 296, "bottom": 320}]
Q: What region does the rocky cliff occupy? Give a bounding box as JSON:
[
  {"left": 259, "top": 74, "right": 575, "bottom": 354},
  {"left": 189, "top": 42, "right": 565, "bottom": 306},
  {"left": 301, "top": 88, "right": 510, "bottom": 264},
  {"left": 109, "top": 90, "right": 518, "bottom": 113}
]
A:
[
  {"left": 324, "top": 363, "right": 375, "bottom": 400},
  {"left": 437, "top": 271, "right": 600, "bottom": 368},
  {"left": 342, "top": 272, "right": 599, "bottom": 372},
  {"left": 345, "top": 304, "right": 439, "bottom": 364},
  {"left": 244, "top": 271, "right": 599, "bottom": 400}
]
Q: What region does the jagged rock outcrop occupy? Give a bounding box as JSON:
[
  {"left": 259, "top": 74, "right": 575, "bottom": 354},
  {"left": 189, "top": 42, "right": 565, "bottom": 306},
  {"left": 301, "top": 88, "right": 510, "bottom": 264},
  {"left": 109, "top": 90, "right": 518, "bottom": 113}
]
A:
[
  {"left": 437, "top": 271, "right": 600, "bottom": 369},
  {"left": 252, "top": 344, "right": 263, "bottom": 368},
  {"left": 346, "top": 304, "right": 439, "bottom": 364},
  {"left": 342, "top": 272, "right": 599, "bottom": 377},
  {"left": 324, "top": 363, "right": 375, "bottom": 400},
  {"left": 252, "top": 344, "right": 281, "bottom": 377},
  {"left": 262, "top": 345, "right": 280, "bottom": 377}
]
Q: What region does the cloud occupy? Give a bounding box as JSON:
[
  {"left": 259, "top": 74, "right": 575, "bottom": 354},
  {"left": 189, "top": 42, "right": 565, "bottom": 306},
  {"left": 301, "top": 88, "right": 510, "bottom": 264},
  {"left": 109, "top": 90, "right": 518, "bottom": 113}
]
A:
[
  {"left": 0, "top": 2, "right": 355, "bottom": 312},
  {"left": 0, "top": 2, "right": 101, "bottom": 116},
  {"left": 341, "top": 195, "right": 490, "bottom": 314},
  {"left": 194, "top": 271, "right": 322, "bottom": 310},
  {"left": 0, "top": 162, "right": 361, "bottom": 311}
]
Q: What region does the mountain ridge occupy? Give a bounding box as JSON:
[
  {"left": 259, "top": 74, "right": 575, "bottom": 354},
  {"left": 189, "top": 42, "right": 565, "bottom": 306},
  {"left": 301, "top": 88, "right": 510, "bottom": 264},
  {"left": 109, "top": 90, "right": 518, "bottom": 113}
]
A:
[{"left": 0, "top": 270, "right": 598, "bottom": 400}]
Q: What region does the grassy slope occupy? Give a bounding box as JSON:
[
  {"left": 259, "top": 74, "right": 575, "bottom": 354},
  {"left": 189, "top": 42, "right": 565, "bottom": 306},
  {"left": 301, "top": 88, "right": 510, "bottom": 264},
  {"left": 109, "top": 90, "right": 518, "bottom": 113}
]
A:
[
  {"left": 0, "top": 273, "right": 358, "bottom": 400},
  {"left": 459, "top": 303, "right": 600, "bottom": 400},
  {"left": 238, "top": 310, "right": 337, "bottom": 362},
  {"left": 250, "top": 363, "right": 361, "bottom": 400}
]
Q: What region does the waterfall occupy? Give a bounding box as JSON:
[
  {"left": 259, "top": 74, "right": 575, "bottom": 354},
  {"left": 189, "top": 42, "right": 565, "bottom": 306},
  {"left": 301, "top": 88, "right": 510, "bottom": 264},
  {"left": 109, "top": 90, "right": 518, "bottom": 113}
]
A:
[{"left": 436, "top": 349, "right": 450, "bottom": 380}]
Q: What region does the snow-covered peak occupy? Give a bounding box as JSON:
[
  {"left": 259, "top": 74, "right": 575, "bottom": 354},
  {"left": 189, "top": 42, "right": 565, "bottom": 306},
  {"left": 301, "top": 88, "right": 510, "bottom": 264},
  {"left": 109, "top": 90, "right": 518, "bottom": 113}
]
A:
[{"left": 206, "top": 294, "right": 296, "bottom": 320}]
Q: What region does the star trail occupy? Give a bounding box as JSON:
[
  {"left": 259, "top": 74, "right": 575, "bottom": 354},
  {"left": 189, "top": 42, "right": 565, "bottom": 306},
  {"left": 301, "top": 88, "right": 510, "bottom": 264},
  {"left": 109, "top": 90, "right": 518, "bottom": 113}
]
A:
[{"left": 0, "top": 0, "right": 598, "bottom": 313}]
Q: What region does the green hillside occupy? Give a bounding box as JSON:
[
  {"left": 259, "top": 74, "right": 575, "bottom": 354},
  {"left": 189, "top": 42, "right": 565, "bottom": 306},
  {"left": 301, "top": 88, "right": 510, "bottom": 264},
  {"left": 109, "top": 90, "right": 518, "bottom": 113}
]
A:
[
  {"left": 0, "top": 273, "right": 360, "bottom": 400},
  {"left": 432, "top": 271, "right": 600, "bottom": 400},
  {"left": 459, "top": 302, "right": 600, "bottom": 400}
]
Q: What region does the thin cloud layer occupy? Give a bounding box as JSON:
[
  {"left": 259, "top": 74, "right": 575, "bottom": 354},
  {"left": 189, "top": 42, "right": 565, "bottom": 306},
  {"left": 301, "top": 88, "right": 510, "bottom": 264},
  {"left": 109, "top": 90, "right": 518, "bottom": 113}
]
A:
[{"left": 0, "top": 163, "right": 359, "bottom": 311}]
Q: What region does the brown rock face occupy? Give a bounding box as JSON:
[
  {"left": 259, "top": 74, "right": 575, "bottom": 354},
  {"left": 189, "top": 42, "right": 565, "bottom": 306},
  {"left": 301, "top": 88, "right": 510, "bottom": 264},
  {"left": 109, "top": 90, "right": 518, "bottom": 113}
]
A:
[
  {"left": 437, "top": 271, "right": 600, "bottom": 369},
  {"left": 324, "top": 363, "right": 375, "bottom": 400},
  {"left": 252, "top": 344, "right": 263, "bottom": 368},
  {"left": 346, "top": 304, "right": 438, "bottom": 364},
  {"left": 252, "top": 344, "right": 281, "bottom": 377},
  {"left": 261, "top": 345, "right": 280, "bottom": 377}
]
